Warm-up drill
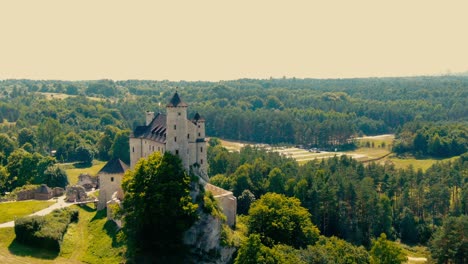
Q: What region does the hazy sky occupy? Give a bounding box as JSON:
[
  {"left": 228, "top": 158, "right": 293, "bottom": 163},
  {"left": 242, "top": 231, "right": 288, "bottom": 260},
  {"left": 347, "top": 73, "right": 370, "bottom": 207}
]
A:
[{"left": 1, "top": 0, "right": 467, "bottom": 81}]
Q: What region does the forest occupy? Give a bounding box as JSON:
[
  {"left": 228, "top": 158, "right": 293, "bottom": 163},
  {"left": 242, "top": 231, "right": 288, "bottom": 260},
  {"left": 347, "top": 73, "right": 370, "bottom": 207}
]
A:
[{"left": 0, "top": 76, "right": 466, "bottom": 263}]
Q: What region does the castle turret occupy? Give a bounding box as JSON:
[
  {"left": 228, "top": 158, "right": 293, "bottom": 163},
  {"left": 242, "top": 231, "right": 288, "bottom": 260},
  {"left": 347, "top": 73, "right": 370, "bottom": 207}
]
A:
[
  {"left": 145, "top": 111, "right": 154, "bottom": 126},
  {"left": 165, "top": 92, "right": 190, "bottom": 170},
  {"left": 192, "top": 112, "right": 207, "bottom": 174}
]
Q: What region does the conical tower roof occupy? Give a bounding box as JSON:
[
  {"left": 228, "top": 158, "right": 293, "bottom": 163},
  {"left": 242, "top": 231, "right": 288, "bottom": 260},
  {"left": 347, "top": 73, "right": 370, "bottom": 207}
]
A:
[
  {"left": 193, "top": 112, "right": 205, "bottom": 122},
  {"left": 167, "top": 92, "right": 188, "bottom": 107},
  {"left": 99, "top": 158, "right": 129, "bottom": 174}
]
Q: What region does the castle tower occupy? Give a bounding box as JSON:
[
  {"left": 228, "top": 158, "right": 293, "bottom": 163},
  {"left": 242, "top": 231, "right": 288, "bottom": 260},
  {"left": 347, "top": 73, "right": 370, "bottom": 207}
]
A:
[
  {"left": 192, "top": 112, "right": 208, "bottom": 174},
  {"left": 97, "top": 158, "right": 128, "bottom": 210},
  {"left": 165, "top": 92, "right": 190, "bottom": 170}
]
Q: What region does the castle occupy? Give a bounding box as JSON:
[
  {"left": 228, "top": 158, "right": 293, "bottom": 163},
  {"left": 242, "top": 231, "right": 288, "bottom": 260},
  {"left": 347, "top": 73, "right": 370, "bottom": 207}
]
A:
[
  {"left": 129, "top": 92, "right": 208, "bottom": 176},
  {"left": 98, "top": 92, "right": 236, "bottom": 226}
]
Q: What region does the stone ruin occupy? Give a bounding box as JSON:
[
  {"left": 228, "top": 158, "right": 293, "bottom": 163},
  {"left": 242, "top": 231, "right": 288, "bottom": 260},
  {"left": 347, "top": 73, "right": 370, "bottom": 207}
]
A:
[
  {"left": 77, "top": 173, "right": 99, "bottom": 191},
  {"left": 15, "top": 185, "right": 65, "bottom": 201},
  {"left": 65, "top": 185, "right": 88, "bottom": 202}
]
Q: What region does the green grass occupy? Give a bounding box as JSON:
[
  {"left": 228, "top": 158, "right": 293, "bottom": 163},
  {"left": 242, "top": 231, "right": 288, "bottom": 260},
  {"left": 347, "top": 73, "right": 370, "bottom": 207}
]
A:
[
  {"left": 63, "top": 160, "right": 106, "bottom": 185},
  {"left": 0, "top": 200, "right": 55, "bottom": 224},
  {"left": 399, "top": 243, "right": 431, "bottom": 263},
  {"left": 345, "top": 147, "right": 391, "bottom": 160},
  {"left": 0, "top": 205, "right": 126, "bottom": 263},
  {"left": 387, "top": 155, "right": 459, "bottom": 172},
  {"left": 0, "top": 227, "right": 62, "bottom": 263},
  {"left": 61, "top": 205, "right": 125, "bottom": 263}
]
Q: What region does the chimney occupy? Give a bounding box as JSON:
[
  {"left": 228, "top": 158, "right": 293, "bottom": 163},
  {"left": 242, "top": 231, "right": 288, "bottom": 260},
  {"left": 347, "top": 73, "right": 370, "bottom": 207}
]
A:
[{"left": 145, "top": 111, "right": 154, "bottom": 126}]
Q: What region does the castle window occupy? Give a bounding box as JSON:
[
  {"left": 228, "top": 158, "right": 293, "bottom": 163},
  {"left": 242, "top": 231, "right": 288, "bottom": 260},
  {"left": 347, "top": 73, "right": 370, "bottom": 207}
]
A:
[
  {"left": 174, "top": 136, "right": 177, "bottom": 142},
  {"left": 152, "top": 146, "right": 154, "bottom": 151},
  {"left": 198, "top": 132, "right": 201, "bottom": 137},
  {"left": 198, "top": 125, "right": 200, "bottom": 128},
  {"left": 176, "top": 150, "right": 179, "bottom": 155},
  {"left": 200, "top": 159, "right": 203, "bottom": 164},
  {"left": 149, "top": 145, "right": 151, "bottom": 150},
  {"left": 174, "top": 125, "right": 176, "bottom": 130},
  {"left": 132, "top": 147, "right": 134, "bottom": 153},
  {"left": 187, "top": 134, "right": 190, "bottom": 139},
  {"left": 111, "top": 177, "right": 114, "bottom": 182},
  {"left": 158, "top": 146, "right": 160, "bottom": 151},
  {"left": 178, "top": 112, "right": 181, "bottom": 116},
  {"left": 200, "top": 147, "right": 203, "bottom": 152}
]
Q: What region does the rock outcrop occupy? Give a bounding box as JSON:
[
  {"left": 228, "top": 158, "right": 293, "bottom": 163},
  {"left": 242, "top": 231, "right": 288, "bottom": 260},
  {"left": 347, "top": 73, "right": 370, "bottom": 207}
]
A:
[{"left": 183, "top": 183, "right": 237, "bottom": 264}]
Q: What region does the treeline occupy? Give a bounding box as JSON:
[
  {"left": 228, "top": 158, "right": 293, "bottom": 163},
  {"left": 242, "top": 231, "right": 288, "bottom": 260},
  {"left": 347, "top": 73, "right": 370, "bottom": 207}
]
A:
[
  {"left": 208, "top": 142, "right": 468, "bottom": 249},
  {"left": 1, "top": 76, "right": 467, "bottom": 149},
  {"left": 393, "top": 122, "right": 467, "bottom": 158}
]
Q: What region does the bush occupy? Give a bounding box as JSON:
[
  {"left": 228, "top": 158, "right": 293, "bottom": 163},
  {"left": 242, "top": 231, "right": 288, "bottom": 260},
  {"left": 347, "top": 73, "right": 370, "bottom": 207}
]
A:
[{"left": 14, "top": 207, "right": 79, "bottom": 252}]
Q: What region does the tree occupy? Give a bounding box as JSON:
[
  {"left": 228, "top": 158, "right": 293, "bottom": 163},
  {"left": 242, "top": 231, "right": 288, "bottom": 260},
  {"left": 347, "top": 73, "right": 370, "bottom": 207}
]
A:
[
  {"left": 429, "top": 216, "right": 467, "bottom": 264},
  {"left": 399, "top": 207, "right": 418, "bottom": 244},
  {"left": 43, "top": 165, "right": 68, "bottom": 188},
  {"left": 248, "top": 193, "right": 320, "bottom": 248},
  {"left": 110, "top": 130, "right": 130, "bottom": 164},
  {"left": 235, "top": 234, "right": 285, "bottom": 264},
  {"left": 267, "top": 167, "right": 286, "bottom": 194},
  {"left": 6, "top": 149, "right": 55, "bottom": 190},
  {"left": 0, "top": 165, "right": 9, "bottom": 193},
  {"left": 37, "top": 118, "right": 61, "bottom": 154},
  {"left": 18, "top": 128, "right": 37, "bottom": 149},
  {"left": 370, "top": 233, "right": 406, "bottom": 264},
  {"left": 122, "top": 152, "right": 198, "bottom": 261},
  {"left": 300, "top": 236, "right": 370, "bottom": 264},
  {"left": 237, "top": 189, "right": 256, "bottom": 215},
  {"left": 75, "top": 145, "right": 94, "bottom": 165},
  {"left": 0, "top": 133, "right": 15, "bottom": 158}
]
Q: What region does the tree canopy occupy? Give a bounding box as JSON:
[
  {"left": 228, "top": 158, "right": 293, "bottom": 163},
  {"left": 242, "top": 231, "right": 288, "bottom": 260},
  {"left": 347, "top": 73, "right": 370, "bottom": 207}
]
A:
[
  {"left": 248, "top": 192, "right": 320, "bottom": 248},
  {"left": 121, "top": 152, "right": 198, "bottom": 262}
]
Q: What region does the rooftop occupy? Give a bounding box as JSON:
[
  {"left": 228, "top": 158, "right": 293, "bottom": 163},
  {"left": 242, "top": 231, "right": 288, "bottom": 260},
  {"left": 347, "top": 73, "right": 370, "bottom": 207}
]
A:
[
  {"left": 99, "top": 158, "right": 129, "bottom": 174},
  {"left": 167, "top": 92, "right": 188, "bottom": 107}
]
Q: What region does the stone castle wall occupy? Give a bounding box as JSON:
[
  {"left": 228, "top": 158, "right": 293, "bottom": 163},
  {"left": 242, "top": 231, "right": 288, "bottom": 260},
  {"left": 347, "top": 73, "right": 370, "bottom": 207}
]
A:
[
  {"left": 205, "top": 183, "right": 237, "bottom": 227},
  {"left": 98, "top": 172, "right": 124, "bottom": 210}
]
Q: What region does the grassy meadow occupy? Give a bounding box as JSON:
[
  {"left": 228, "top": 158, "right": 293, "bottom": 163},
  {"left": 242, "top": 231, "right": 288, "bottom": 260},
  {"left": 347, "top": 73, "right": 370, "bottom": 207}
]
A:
[
  {"left": 62, "top": 161, "right": 106, "bottom": 185},
  {"left": 220, "top": 134, "right": 459, "bottom": 173},
  {"left": 0, "top": 205, "right": 125, "bottom": 264},
  {"left": 386, "top": 155, "right": 460, "bottom": 171},
  {"left": 0, "top": 200, "right": 55, "bottom": 224}
]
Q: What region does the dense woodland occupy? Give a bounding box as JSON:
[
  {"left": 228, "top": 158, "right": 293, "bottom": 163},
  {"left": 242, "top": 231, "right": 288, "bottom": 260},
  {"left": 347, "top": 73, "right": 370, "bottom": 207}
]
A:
[
  {"left": 0, "top": 76, "right": 467, "bottom": 150},
  {"left": 0, "top": 77, "right": 467, "bottom": 263}
]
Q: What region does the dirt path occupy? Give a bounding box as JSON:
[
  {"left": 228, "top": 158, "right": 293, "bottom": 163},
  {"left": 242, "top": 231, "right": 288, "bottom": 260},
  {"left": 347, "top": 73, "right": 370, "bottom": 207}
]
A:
[{"left": 0, "top": 196, "right": 74, "bottom": 228}]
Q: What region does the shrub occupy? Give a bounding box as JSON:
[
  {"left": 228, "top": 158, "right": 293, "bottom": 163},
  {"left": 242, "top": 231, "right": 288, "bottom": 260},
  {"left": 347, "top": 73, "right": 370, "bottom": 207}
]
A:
[{"left": 14, "top": 207, "right": 79, "bottom": 252}]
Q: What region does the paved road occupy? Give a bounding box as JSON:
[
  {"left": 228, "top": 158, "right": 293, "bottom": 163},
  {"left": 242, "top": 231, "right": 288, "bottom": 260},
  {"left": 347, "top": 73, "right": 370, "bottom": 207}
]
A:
[{"left": 0, "top": 196, "right": 74, "bottom": 228}]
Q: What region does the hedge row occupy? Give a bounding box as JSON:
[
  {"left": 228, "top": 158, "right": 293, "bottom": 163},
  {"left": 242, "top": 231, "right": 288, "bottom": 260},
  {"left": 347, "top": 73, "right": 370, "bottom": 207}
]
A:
[{"left": 14, "top": 207, "right": 79, "bottom": 252}]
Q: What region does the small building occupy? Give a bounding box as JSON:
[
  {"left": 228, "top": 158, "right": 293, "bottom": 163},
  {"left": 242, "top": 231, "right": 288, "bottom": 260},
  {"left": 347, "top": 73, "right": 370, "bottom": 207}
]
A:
[
  {"left": 97, "top": 158, "right": 128, "bottom": 210},
  {"left": 34, "top": 184, "right": 53, "bottom": 200}
]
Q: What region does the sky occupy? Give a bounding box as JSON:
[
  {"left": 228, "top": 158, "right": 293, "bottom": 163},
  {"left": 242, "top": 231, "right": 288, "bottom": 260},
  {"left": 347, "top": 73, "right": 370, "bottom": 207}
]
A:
[{"left": 1, "top": 0, "right": 467, "bottom": 81}]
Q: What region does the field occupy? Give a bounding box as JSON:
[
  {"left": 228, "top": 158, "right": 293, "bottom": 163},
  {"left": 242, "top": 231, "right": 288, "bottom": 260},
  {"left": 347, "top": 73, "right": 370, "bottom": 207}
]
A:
[
  {"left": 62, "top": 161, "right": 106, "bottom": 185},
  {"left": 0, "top": 205, "right": 125, "bottom": 263},
  {"left": 219, "top": 135, "right": 458, "bottom": 171},
  {"left": 40, "top": 92, "right": 105, "bottom": 102},
  {"left": 0, "top": 200, "right": 55, "bottom": 224},
  {"left": 385, "top": 155, "right": 460, "bottom": 172},
  {"left": 220, "top": 135, "right": 395, "bottom": 164}
]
